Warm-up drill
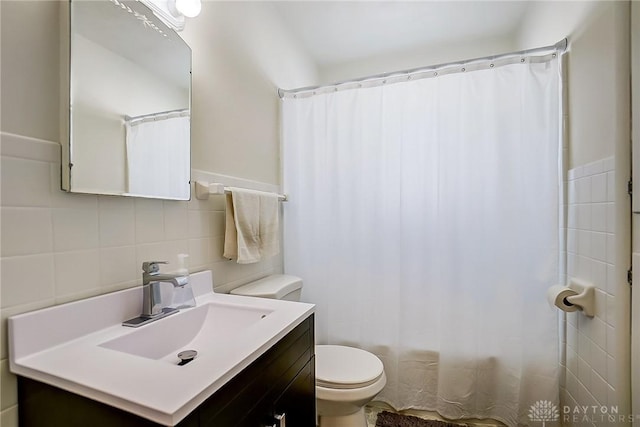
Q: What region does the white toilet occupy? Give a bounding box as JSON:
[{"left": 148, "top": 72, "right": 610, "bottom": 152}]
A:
[{"left": 231, "top": 275, "right": 386, "bottom": 427}]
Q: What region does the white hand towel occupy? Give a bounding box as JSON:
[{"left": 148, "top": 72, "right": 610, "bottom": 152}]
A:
[
  {"left": 223, "top": 193, "right": 238, "bottom": 260},
  {"left": 223, "top": 188, "right": 280, "bottom": 264}
]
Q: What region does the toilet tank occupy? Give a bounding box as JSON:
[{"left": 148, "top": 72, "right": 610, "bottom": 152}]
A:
[{"left": 230, "top": 274, "right": 303, "bottom": 301}]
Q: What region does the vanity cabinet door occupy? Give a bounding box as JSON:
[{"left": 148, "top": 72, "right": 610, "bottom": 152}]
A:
[
  {"left": 200, "top": 316, "right": 315, "bottom": 427},
  {"left": 272, "top": 357, "right": 316, "bottom": 427},
  {"left": 234, "top": 358, "right": 315, "bottom": 427}
]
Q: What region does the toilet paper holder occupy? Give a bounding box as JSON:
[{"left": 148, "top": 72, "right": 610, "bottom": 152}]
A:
[{"left": 564, "top": 278, "right": 595, "bottom": 317}]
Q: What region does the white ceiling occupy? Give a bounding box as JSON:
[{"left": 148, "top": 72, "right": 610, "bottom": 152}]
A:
[{"left": 272, "top": 1, "right": 531, "bottom": 67}]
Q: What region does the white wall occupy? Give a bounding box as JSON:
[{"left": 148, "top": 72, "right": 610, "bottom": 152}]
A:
[
  {"left": 0, "top": 1, "right": 318, "bottom": 425},
  {"left": 0, "top": 1, "right": 60, "bottom": 142},
  {"left": 566, "top": 4, "right": 628, "bottom": 170},
  {"left": 180, "top": 1, "right": 318, "bottom": 186},
  {"left": 518, "top": 1, "right": 632, "bottom": 422},
  {"left": 319, "top": 34, "right": 516, "bottom": 85},
  {"left": 518, "top": 1, "right": 623, "bottom": 170},
  {"left": 571, "top": 4, "right": 631, "bottom": 421},
  {"left": 316, "top": 2, "right": 607, "bottom": 88},
  {"left": 517, "top": 1, "right": 606, "bottom": 52},
  {"left": 565, "top": 158, "right": 624, "bottom": 419}
]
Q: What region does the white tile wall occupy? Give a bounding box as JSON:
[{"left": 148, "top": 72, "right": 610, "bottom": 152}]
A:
[
  {"left": 0, "top": 132, "right": 283, "bottom": 421},
  {"left": 561, "top": 157, "right": 624, "bottom": 425},
  {"left": 98, "top": 197, "right": 135, "bottom": 247}
]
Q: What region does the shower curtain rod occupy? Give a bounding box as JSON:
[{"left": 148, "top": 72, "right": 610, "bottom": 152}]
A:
[
  {"left": 124, "top": 108, "right": 189, "bottom": 125},
  {"left": 278, "top": 38, "right": 568, "bottom": 99}
]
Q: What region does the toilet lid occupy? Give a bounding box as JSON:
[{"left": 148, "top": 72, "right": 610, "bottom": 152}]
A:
[{"left": 315, "top": 345, "right": 384, "bottom": 389}]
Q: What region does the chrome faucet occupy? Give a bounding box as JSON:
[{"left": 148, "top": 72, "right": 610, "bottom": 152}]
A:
[{"left": 141, "top": 261, "right": 189, "bottom": 318}]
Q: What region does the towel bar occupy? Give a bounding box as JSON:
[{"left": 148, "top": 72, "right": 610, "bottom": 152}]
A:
[{"left": 195, "top": 181, "right": 288, "bottom": 201}]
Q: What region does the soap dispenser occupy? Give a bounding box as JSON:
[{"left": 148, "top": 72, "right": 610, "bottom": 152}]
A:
[{"left": 170, "top": 254, "right": 196, "bottom": 309}]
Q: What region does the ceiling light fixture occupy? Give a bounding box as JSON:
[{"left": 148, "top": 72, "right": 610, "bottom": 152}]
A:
[
  {"left": 140, "top": 0, "right": 201, "bottom": 32},
  {"left": 173, "top": 0, "right": 201, "bottom": 18}
]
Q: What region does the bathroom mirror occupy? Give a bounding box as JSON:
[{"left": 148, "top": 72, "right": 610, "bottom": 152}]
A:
[{"left": 62, "top": 0, "right": 191, "bottom": 200}]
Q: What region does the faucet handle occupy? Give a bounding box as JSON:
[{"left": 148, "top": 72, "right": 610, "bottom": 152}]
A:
[{"left": 142, "top": 261, "right": 168, "bottom": 275}]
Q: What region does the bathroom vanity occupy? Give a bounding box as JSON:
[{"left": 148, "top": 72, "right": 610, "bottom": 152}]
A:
[
  {"left": 9, "top": 271, "right": 316, "bottom": 426},
  {"left": 17, "top": 316, "right": 314, "bottom": 426}
]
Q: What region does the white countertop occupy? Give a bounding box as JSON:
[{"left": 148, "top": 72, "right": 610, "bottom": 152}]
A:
[{"left": 8, "top": 271, "right": 315, "bottom": 426}]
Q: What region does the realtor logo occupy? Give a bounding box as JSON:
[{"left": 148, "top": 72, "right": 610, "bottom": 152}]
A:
[{"left": 529, "top": 400, "right": 560, "bottom": 426}]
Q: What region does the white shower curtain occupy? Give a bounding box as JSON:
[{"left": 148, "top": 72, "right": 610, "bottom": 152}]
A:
[
  {"left": 282, "top": 57, "right": 561, "bottom": 426},
  {"left": 126, "top": 115, "right": 190, "bottom": 200}
]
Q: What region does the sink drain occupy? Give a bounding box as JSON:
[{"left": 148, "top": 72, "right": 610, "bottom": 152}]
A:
[{"left": 177, "top": 350, "right": 197, "bottom": 366}]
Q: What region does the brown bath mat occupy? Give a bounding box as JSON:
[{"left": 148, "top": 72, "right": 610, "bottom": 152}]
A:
[{"left": 375, "top": 411, "right": 467, "bottom": 427}]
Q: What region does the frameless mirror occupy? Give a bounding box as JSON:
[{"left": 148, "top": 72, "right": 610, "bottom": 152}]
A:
[{"left": 63, "top": 0, "right": 191, "bottom": 200}]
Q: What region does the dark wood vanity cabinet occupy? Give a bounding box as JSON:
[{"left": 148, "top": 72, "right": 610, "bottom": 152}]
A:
[
  {"left": 195, "top": 315, "right": 315, "bottom": 427},
  {"left": 18, "top": 315, "right": 315, "bottom": 427}
]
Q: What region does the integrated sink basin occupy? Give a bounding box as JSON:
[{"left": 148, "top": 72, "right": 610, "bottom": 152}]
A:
[
  {"left": 100, "top": 302, "right": 273, "bottom": 360},
  {"left": 8, "top": 270, "right": 314, "bottom": 425}
]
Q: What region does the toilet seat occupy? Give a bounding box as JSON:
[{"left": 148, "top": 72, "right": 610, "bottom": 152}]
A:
[{"left": 316, "top": 345, "right": 384, "bottom": 390}]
